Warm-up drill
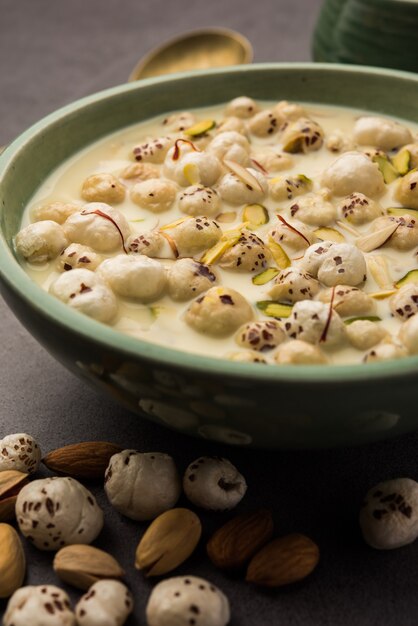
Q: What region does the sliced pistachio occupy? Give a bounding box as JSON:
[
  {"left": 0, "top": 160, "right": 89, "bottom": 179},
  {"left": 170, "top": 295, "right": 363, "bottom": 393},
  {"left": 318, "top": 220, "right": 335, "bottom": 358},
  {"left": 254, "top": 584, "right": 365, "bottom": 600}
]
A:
[
  {"left": 256, "top": 300, "right": 293, "bottom": 318},
  {"left": 216, "top": 211, "right": 237, "bottom": 223},
  {"left": 395, "top": 269, "right": 418, "bottom": 289},
  {"left": 370, "top": 289, "right": 397, "bottom": 300},
  {"left": 367, "top": 255, "right": 393, "bottom": 289},
  {"left": 296, "top": 174, "right": 313, "bottom": 186},
  {"left": 372, "top": 155, "right": 400, "bottom": 184},
  {"left": 387, "top": 206, "right": 418, "bottom": 217},
  {"left": 356, "top": 222, "right": 399, "bottom": 252},
  {"left": 223, "top": 159, "right": 264, "bottom": 193},
  {"left": 252, "top": 268, "right": 280, "bottom": 285},
  {"left": 184, "top": 119, "right": 216, "bottom": 137},
  {"left": 200, "top": 228, "right": 243, "bottom": 265},
  {"left": 313, "top": 227, "right": 345, "bottom": 243},
  {"left": 242, "top": 204, "right": 269, "bottom": 227},
  {"left": 266, "top": 238, "right": 291, "bottom": 269},
  {"left": 391, "top": 149, "right": 411, "bottom": 176},
  {"left": 183, "top": 162, "right": 200, "bottom": 185},
  {"left": 344, "top": 316, "right": 382, "bottom": 325}
]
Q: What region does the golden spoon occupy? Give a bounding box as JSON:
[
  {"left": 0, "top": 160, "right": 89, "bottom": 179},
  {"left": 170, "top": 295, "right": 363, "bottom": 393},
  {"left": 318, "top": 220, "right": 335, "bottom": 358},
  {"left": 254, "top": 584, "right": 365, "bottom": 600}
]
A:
[{"left": 128, "top": 28, "right": 253, "bottom": 81}]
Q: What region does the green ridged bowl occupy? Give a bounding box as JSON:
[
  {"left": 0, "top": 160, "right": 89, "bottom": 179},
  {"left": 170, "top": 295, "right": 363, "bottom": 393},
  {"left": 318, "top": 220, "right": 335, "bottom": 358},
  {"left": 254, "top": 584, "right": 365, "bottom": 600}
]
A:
[
  {"left": 313, "top": 0, "right": 418, "bottom": 72},
  {"left": 1, "top": 63, "right": 418, "bottom": 449}
]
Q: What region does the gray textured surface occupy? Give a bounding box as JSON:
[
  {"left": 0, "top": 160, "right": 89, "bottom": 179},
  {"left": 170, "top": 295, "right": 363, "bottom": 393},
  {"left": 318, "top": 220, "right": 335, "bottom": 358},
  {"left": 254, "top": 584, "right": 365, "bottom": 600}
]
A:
[{"left": 1, "top": 1, "right": 418, "bottom": 624}]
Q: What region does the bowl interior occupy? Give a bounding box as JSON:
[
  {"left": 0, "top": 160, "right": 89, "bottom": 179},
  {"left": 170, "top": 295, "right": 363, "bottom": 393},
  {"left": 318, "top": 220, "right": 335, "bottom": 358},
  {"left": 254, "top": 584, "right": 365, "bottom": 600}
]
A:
[{"left": 1, "top": 63, "right": 418, "bottom": 386}]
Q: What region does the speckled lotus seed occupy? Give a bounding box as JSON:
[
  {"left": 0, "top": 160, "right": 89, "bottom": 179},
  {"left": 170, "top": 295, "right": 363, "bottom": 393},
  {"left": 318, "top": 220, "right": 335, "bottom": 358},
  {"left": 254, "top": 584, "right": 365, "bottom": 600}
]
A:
[
  {"left": 81, "top": 173, "right": 126, "bottom": 204},
  {"left": 322, "top": 151, "right": 385, "bottom": 197},
  {"left": 15, "top": 221, "right": 68, "bottom": 264},
  {"left": 75, "top": 580, "right": 133, "bottom": 626},
  {"left": 353, "top": 116, "right": 412, "bottom": 151},
  {"left": 183, "top": 457, "right": 247, "bottom": 510},
  {"left": 146, "top": 576, "right": 230, "bottom": 626},
  {"left": 0, "top": 433, "right": 41, "bottom": 474},
  {"left": 185, "top": 287, "right": 253, "bottom": 337},
  {"left": 16, "top": 477, "right": 104, "bottom": 551},
  {"left": 104, "top": 450, "right": 181, "bottom": 521},
  {"left": 359, "top": 478, "right": 418, "bottom": 549},
  {"left": 3, "top": 585, "right": 75, "bottom": 626}
]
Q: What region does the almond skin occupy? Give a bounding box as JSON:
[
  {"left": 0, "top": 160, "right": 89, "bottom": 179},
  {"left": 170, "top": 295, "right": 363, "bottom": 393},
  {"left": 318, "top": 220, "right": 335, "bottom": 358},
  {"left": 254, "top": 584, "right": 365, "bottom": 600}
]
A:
[
  {"left": 207, "top": 509, "right": 273, "bottom": 570},
  {"left": 246, "top": 533, "right": 319, "bottom": 587},
  {"left": 42, "top": 441, "right": 122, "bottom": 479}
]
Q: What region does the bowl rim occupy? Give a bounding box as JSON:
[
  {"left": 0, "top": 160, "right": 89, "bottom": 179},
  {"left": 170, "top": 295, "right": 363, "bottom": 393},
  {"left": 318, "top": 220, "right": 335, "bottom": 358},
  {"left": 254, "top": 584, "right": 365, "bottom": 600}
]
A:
[{"left": 1, "top": 61, "right": 418, "bottom": 385}]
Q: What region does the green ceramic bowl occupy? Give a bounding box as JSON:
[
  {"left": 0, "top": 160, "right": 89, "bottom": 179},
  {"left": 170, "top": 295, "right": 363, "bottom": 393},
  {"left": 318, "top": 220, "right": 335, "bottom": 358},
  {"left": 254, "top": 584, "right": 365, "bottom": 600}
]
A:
[
  {"left": 1, "top": 63, "right": 418, "bottom": 449},
  {"left": 313, "top": 0, "right": 418, "bottom": 73}
]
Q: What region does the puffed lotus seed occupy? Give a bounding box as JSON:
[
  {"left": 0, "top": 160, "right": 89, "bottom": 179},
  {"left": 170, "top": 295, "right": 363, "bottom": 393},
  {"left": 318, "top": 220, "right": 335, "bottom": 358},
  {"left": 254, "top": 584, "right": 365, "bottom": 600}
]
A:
[
  {"left": 183, "top": 457, "right": 247, "bottom": 510},
  {"left": 146, "top": 575, "right": 230, "bottom": 626},
  {"left": 104, "top": 450, "right": 181, "bottom": 521},
  {"left": 81, "top": 173, "right": 126, "bottom": 204},
  {"left": 3, "top": 585, "right": 76, "bottom": 626},
  {"left": 15, "top": 477, "right": 103, "bottom": 550},
  {"left": 75, "top": 580, "right": 133, "bottom": 626},
  {"left": 359, "top": 478, "right": 418, "bottom": 549},
  {"left": 0, "top": 433, "right": 41, "bottom": 474},
  {"left": 15, "top": 220, "right": 68, "bottom": 263}
]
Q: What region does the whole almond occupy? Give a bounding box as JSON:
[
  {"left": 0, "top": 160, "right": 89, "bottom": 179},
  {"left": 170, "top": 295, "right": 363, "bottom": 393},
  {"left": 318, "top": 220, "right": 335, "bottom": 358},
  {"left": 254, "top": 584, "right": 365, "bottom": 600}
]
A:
[
  {"left": 246, "top": 533, "right": 319, "bottom": 587},
  {"left": 0, "top": 523, "right": 26, "bottom": 598},
  {"left": 207, "top": 509, "right": 273, "bottom": 570},
  {"left": 135, "top": 507, "right": 201, "bottom": 576},
  {"left": 42, "top": 441, "right": 122, "bottom": 479},
  {"left": 53, "top": 544, "right": 125, "bottom": 590},
  {"left": 0, "top": 470, "right": 29, "bottom": 522}
]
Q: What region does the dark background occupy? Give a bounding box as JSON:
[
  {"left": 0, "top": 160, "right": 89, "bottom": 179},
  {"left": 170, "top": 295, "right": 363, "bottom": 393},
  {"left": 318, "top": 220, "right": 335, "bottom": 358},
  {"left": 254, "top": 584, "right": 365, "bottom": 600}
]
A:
[{"left": 2, "top": 1, "right": 418, "bottom": 624}]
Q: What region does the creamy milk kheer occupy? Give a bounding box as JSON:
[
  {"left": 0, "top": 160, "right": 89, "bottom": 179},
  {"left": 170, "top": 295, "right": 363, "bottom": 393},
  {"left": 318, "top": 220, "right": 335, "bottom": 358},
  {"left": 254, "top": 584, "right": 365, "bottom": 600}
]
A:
[{"left": 15, "top": 97, "right": 418, "bottom": 365}]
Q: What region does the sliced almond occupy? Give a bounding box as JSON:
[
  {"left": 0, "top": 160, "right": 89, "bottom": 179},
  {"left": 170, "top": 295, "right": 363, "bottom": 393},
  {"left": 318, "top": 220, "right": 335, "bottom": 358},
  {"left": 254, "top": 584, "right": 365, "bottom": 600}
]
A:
[
  {"left": 160, "top": 231, "right": 179, "bottom": 258},
  {"left": 314, "top": 227, "right": 345, "bottom": 243},
  {"left": 387, "top": 206, "right": 418, "bottom": 217},
  {"left": 367, "top": 255, "right": 393, "bottom": 289},
  {"left": 223, "top": 159, "right": 263, "bottom": 193},
  {"left": 370, "top": 289, "right": 397, "bottom": 300},
  {"left": 160, "top": 217, "right": 188, "bottom": 230},
  {"left": 356, "top": 223, "right": 399, "bottom": 252}
]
